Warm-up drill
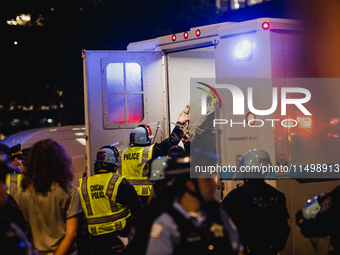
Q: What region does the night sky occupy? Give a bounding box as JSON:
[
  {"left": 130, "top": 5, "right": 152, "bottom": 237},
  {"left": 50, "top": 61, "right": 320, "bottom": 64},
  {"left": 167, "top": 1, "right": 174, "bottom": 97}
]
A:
[{"left": 1, "top": 0, "right": 289, "bottom": 136}]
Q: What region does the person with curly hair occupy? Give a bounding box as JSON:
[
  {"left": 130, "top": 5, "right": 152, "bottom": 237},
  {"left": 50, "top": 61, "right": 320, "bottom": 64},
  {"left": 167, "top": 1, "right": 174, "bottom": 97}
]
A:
[{"left": 13, "top": 139, "right": 83, "bottom": 255}]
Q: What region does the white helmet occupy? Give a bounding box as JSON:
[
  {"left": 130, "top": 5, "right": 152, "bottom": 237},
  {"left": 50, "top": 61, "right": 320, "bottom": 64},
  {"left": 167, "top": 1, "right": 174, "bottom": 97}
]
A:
[
  {"left": 234, "top": 149, "right": 272, "bottom": 180},
  {"left": 303, "top": 195, "right": 321, "bottom": 219},
  {"left": 94, "top": 145, "right": 120, "bottom": 173},
  {"left": 130, "top": 124, "right": 153, "bottom": 145},
  {"left": 148, "top": 156, "right": 168, "bottom": 182},
  {"left": 243, "top": 149, "right": 272, "bottom": 167}
]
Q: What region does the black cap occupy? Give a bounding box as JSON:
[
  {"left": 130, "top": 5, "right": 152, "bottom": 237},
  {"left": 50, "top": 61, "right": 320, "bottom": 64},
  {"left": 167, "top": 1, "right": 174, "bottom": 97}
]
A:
[
  {"left": 0, "top": 152, "right": 17, "bottom": 180},
  {"left": 7, "top": 144, "right": 24, "bottom": 160}
]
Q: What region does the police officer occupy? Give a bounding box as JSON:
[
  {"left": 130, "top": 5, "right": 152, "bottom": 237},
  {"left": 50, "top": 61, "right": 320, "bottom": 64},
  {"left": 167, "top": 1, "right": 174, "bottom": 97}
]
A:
[
  {"left": 0, "top": 152, "right": 36, "bottom": 255},
  {"left": 4, "top": 145, "right": 24, "bottom": 205},
  {"left": 121, "top": 114, "right": 189, "bottom": 205},
  {"left": 4, "top": 144, "right": 25, "bottom": 228},
  {"left": 124, "top": 156, "right": 174, "bottom": 254},
  {"left": 146, "top": 154, "right": 244, "bottom": 255},
  {"left": 78, "top": 145, "right": 142, "bottom": 255},
  {"left": 3, "top": 152, "right": 26, "bottom": 234},
  {"left": 222, "top": 149, "right": 290, "bottom": 255},
  {"left": 296, "top": 186, "right": 340, "bottom": 254}
]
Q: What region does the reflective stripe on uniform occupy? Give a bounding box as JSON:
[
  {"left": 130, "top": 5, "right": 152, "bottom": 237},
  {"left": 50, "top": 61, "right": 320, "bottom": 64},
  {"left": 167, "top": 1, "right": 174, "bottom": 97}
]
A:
[
  {"left": 10, "top": 174, "right": 17, "bottom": 195},
  {"left": 128, "top": 180, "right": 152, "bottom": 185},
  {"left": 142, "top": 147, "right": 149, "bottom": 163},
  {"left": 81, "top": 177, "right": 93, "bottom": 216},
  {"left": 91, "top": 227, "right": 97, "bottom": 235},
  {"left": 142, "top": 147, "right": 149, "bottom": 177},
  {"left": 106, "top": 174, "right": 119, "bottom": 212},
  {"left": 115, "top": 221, "right": 122, "bottom": 231},
  {"left": 86, "top": 207, "right": 129, "bottom": 225}
]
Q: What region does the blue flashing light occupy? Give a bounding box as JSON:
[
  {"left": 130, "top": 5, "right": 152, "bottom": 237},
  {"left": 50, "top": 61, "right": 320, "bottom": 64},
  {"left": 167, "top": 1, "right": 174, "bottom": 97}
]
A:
[{"left": 235, "top": 40, "right": 253, "bottom": 62}]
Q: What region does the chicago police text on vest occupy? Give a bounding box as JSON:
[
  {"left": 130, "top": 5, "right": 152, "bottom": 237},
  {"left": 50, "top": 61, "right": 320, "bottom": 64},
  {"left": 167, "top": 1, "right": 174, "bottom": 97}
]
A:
[{"left": 91, "top": 184, "right": 105, "bottom": 199}]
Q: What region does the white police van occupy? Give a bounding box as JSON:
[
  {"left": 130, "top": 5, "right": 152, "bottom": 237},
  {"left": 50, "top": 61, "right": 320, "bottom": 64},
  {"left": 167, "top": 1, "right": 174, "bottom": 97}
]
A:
[
  {"left": 1, "top": 125, "right": 86, "bottom": 187},
  {"left": 82, "top": 17, "right": 339, "bottom": 254}
]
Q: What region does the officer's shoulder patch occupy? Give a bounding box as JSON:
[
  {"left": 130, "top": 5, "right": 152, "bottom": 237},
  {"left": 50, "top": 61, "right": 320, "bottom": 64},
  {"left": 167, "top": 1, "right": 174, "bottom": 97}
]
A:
[{"left": 150, "top": 223, "right": 163, "bottom": 238}]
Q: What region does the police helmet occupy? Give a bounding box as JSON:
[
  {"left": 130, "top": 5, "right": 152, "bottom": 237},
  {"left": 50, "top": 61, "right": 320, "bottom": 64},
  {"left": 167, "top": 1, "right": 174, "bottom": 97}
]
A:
[
  {"left": 242, "top": 149, "right": 272, "bottom": 167},
  {"left": 94, "top": 145, "right": 120, "bottom": 174},
  {"left": 148, "top": 156, "right": 168, "bottom": 182},
  {"left": 303, "top": 195, "right": 321, "bottom": 219},
  {"left": 234, "top": 149, "right": 272, "bottom": 180},
  {"left": 130, "top": 124, "right": 153, "bottom": 145}
]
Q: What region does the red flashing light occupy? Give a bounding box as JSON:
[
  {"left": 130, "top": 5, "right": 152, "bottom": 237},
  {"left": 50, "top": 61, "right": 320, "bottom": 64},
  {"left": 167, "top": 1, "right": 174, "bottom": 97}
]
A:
[
  {"left": 172, "top": 35, "right": 176, "bottom": 41},
  {"left": 195, "top": 29, "right": 201, "bottom": 37},
  {"left": 183, "top": 32, "right": 189, "bottom": 39},
  {"left": 262, "top": 22, "right": 270, "bottom": 30}
]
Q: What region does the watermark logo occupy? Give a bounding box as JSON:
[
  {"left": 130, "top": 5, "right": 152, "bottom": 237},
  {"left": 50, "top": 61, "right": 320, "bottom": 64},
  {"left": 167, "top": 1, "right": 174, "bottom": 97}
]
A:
[
  {"left": 200, "top": 84, "right": 311, "bottom": 116},
  {"left": 196, "top": 82, "right": 222, "bottom": 115},
  {"left": 196, "top": 82, "right": 312, "bottom": 128}
]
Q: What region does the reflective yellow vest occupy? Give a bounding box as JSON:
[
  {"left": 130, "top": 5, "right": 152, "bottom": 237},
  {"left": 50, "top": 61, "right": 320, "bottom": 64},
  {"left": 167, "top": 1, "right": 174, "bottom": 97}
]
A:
[
  {"left": 5, "top": 173, "right": 24, "bottom": 196},
  {"left": 78, "top": 173, "right": 131, "bottom": 236},
  {"left": 120, "top": 145, "right": 154, "bottom": 196}
]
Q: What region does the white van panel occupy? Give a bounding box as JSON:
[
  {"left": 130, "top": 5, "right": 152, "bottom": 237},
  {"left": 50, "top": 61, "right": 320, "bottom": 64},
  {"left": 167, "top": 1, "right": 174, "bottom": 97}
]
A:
[{"left": 1, "top": 125, "right": 86, "bottom": 187}]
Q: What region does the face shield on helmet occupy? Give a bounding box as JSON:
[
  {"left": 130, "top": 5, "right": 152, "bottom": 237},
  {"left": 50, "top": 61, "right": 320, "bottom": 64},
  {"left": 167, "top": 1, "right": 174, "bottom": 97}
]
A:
[
  {"left": 243, "top": 149, "right": 272, "bottom": 167},
  {"left": 148, "top": 156, "right": 168, "bottom": 182},
  {"left": 94, "top": 146, "right": 120, "bottom": 173},
  {"left": 234, "top": 149, "right": 272, "bottom": 180},
  {"left": 130, "top": 124, "right": 153, "bottom": 145}
]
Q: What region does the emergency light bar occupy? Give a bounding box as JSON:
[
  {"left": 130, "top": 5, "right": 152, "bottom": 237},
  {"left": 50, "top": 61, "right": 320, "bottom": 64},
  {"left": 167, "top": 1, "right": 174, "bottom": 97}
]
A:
[
  {"left": 235, "top": 40, "right": 253, "bottom": 61},
  {"left": 195, "top": 29, "right": 201, "bottom": 37}
]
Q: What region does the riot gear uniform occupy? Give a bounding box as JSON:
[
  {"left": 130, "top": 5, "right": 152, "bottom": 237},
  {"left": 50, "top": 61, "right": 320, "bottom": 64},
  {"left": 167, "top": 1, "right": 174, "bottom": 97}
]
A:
[
  {"left": 78, "top": 145, "right": 142, "bottom": 255},
  {"left": 296, "top": 186, "right": 340, "bottom": 254},
  {"left": 124, "top": 156, "right": 172, "bottom": 254},
  {"left": 0, "top": 152, "right": 36, "bottom": 255},
  {"left": 222, "top": 149, "right": 290, "bottom": 255},
  {"left": 121, "top": 119, "right": 187, "bottom": 205}
]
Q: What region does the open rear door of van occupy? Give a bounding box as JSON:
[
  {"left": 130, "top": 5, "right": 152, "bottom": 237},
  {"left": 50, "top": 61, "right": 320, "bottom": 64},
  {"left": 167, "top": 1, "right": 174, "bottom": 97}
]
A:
[{"left": 82, "top": 50, "right": 166, "bottom": 175}]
